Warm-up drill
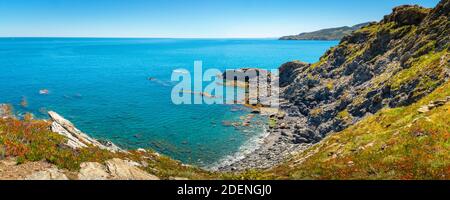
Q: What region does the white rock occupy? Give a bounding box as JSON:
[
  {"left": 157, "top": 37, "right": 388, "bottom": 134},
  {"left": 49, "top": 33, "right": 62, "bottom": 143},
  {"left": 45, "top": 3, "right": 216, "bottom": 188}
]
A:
[
  {"left": 137, "top": 148, "right": 147, "bottom": 153},
  {"left": 106, "top": 158, "right": 159, "bottom": 180},
  {"left": 25, "top": 168, "right": 69, "bottom": 180},
  {"left": 78, "top": 162, "right": 110, "bottom": 180}
]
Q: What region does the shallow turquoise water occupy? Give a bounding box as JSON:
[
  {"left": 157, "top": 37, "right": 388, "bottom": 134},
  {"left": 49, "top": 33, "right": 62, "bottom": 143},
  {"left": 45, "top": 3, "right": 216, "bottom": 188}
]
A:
[{"left": 0, "top": 38, "right": 337, "bottom": 166}]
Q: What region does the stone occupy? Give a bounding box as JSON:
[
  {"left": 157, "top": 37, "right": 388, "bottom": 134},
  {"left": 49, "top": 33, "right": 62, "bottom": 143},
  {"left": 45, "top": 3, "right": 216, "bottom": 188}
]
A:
[
  {"left": 137, "top": 148, "right": 147, "bottom": 153},
  {"left": 277, "top": 112, "right": 286, "bottom": 119},
  {"left": 25, "top": 168, "right": 69, "bottom": 180},
  {"left": 39, "top": 89, "right": 50, "bottom": 95},
  {"left": 78, "top": 162, "right": 110, "bottom": 180},
  {"left": 251, "top": 109, "right": 261, "bottom": 114},
  {"left": 171, "top": 177, "right": 189, "bottom": 180},
  {"left": 105, "top": 158, "right": 159, "bottom": 180},
  {"left": 417, "top": 106, "right": 430, "bottom": 113}
]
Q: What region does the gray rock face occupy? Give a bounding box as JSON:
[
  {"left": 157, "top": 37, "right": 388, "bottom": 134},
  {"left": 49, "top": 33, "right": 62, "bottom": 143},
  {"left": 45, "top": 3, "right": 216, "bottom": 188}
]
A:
[{"left": 278, "top": 2, "right": 449, "bottom": 146}]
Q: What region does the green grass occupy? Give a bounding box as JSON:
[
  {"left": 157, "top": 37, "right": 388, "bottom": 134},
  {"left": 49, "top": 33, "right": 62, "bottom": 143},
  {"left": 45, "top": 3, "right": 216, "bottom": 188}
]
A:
[
  {"left": 390, "top": 50, "right": 448, "bottom": 91},
  {"left": 264, "top": 81, "right": 450, "bottom": 180}
]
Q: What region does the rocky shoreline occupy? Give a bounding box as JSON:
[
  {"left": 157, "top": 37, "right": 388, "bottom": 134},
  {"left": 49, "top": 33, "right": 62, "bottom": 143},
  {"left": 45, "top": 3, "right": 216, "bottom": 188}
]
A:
[{"left": 215, "top": 102, "right": 314, "bottom": 171}]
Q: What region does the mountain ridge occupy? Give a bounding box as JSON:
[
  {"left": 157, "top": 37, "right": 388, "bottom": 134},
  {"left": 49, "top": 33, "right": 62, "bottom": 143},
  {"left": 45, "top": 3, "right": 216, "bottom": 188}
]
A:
[{"left": 279, "top": 22, "right": 373, "bottom": 41}]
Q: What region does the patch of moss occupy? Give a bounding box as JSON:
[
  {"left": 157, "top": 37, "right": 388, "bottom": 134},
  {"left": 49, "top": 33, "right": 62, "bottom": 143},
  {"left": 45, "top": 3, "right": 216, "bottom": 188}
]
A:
[
  {"left": 337, "top": 110, "right": 352, "bottom": 122},
  {"left": 390, "top": 50, "right": 448, "bottom": 91},
  {"left": 268, "top": 118, "right": 277, "bottom": 128}
]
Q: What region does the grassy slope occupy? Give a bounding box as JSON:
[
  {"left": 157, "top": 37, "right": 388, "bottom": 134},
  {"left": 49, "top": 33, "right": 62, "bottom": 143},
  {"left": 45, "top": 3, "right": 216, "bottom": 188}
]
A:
[{"left": 264, "top": 81, "right": 449, "bottom": 180}]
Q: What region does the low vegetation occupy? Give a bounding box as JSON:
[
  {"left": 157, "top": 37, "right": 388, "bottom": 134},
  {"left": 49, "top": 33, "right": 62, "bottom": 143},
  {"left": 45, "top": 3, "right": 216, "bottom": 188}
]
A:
[{"left": 265, "top": 82, "right": 450, "bottom": 180}]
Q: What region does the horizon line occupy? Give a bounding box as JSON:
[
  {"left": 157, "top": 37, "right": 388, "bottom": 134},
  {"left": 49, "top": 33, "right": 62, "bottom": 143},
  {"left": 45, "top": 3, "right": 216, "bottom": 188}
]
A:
[{"left": 0, "top": 36, "right": 283, "bottom": 40}]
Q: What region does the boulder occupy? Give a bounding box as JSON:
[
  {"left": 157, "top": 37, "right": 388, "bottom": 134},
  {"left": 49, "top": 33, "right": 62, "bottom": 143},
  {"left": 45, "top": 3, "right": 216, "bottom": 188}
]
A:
[
  {"left": 382, "top": 5, "right": 429, "bottom": 26},
  {"left": 78, "top": 162, "right": 110, "bottom": 180},
  {"left": 105, "top": 158, "right": 159, "bottom": 180},
  {"left": 25, "top": 168, "right": 69, "bottom": 180}
]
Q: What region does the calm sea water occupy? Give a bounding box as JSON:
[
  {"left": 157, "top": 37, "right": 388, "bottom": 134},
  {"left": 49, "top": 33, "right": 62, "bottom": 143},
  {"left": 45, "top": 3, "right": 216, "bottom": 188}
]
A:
[{"left": 0, "top": 38, "right": 337, "bottom": 166}]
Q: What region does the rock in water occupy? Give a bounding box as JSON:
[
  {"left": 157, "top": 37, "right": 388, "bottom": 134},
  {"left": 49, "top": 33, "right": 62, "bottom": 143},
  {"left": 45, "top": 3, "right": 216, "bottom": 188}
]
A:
[{"left": 39, "top": 89, "right": 50, "bottom": 95}]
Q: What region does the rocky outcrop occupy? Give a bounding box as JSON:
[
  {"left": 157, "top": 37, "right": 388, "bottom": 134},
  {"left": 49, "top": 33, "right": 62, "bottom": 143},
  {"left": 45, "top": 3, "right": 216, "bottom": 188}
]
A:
[
  {"left": 77, "top": 159, "right": 159, "bottom": 180},
  {"left": 25, "top": 167, "right": 69, "bottom": 180},
  {"left": 418, "top": 96, "right": 450, "bottom": 113},
  {"left": 47, "top": 112, "right": 160, "bottom": 180},
  {"left": 78, "top": 162, "right": 110, "bottom": 180},
  {"left": 48, "top": 111, "right": 123, "bottom": 152},
  {"left": 106, "top": 158, "right": 159, "bottom": 180},
  {"left": 278, "top": 1, "right": 449, "bottom": 144}
]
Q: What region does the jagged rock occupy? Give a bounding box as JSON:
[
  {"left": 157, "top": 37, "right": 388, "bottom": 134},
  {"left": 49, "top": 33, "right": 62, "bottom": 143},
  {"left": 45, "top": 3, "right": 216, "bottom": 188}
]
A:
[
  {"left": 105, "top": 158, "right": 159, "bottom": 180},
  {"left": 48, "top": 111, "right": 123, "bottom": 152},
  {"left": 78, "top": 162, "right": 110, "bottom": 180},
  {"left": 279, "top": 61, "right": 309, "bottom": 87},
  {"left": 25, "top": 167, "right": 69, "bottom": 180},
  {"left": 278, "top": 0, "right": 449, "bottom": 146},
  {"left": 382, "top": 5, "right": 429, "bottom": 26}
]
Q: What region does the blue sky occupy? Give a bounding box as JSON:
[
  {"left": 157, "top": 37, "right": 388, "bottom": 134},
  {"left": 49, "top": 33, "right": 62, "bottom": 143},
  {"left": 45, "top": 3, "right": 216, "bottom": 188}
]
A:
[{"left": 0, "top": 0, "right": 440, "bottom": 38}]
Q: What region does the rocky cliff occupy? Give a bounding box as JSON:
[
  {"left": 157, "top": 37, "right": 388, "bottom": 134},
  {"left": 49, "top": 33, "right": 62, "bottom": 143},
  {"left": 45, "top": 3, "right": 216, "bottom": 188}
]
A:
[{"left": 278, "top": 1, "right": 449, "bottom": 144}]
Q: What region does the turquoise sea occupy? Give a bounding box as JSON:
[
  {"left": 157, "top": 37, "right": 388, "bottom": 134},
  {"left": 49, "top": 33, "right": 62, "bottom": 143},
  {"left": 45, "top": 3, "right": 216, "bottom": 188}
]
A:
[{"left": 0, "top": 38, "right": 337, "bottom": 166}]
